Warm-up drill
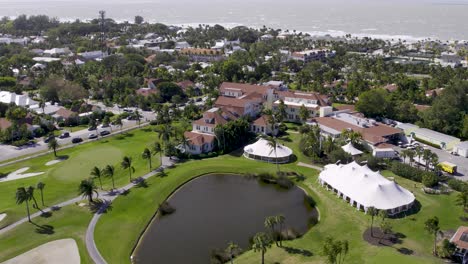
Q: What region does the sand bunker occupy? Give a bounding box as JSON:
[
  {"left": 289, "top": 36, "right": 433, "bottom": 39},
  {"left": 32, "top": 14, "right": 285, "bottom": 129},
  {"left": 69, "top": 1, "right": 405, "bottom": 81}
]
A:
[
  {"left": 0, "top": 213, "right": 6, "bottom": 222},
  {"left": 0, "top": 168, "right": 44, "bottom": 182},
  {"left": 45, "top": 160, "right": 62, "bottom": 166},
  {"left": 2, "top": 238, "right": 80, "bottom": 264}
]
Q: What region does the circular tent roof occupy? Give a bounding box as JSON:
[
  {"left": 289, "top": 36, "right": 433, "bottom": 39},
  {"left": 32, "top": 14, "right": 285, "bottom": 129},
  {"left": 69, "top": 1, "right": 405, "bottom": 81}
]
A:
[
  {"left": 244, "top": 139, "right": 293, "bottom": 159},
  {"left": 319, "top": 161, "right": 415, "bottom": 210},
  {"left": 341, "top": 142, "right": 363, "bottom": 156}
]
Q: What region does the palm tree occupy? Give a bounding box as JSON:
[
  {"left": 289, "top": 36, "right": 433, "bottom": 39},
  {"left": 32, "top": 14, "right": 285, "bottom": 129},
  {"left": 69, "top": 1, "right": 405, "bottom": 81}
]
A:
[
  {"left": 415, "top": 146, "right": 423, "bottom": 168},
  {"left": 153, "top": 142, "right": 163, "bottom": 167},
  {"left": 155, "top": 123, "right": 173, "bottom": 148},
  {"left": 48, "top": 138, "right": 59, "bottom": 157},
  {"left": 36, "top": 182, "right": 45, "bottom": 206},
  {"left": 27, "top": 186, "right": 41, "bottom": 212},
  {"left": 78, "top": 178, "right": 98, "bottom": 204},
  {"left": 103, "top": 165, "right": 116, "bottom": 191},
  {"left": 135, "top": 109, "right": 141, "bottom": 127},
  {"left": 115, "top": 117, "right": 123, "bottom": 132},
  {"left": 90, "top": 166, "right": 103, "bottom": 190},
  {"left": 252, "top": 232, "right": 273, "bottom": 264},
  {"left": 274, "top": 214, "right": 285, "bottom": 247},
  {"left": 264, "top": 136, "right": 280, "bottom": 173},
  {"left": 429, "top": 153, "right": 439, "bottom": 172},
  {"left": 142, "top": 147, "right": 152, "bottom": 171},
  {"left": 424, "top": 216, "right": 441, "bottom": 256},
  {"left": 39, "top": 99, "right": 46, "bottom": 114},
  {"left": 226, "top": 241, "right": 241, "bottom": 264},
  {"left": 368, "top": 206, "right": 377, "bottom": 237},
  {"left": 16, "top": 187, "right": 32, "bottom": 222},
  {"left": 264, "top": 216, "right": 278, "bottom": 246},
  {"left": 121, "top": 156, "right": 135, "bottom": 182},
  {"left": 407, "top": 149, "right": 415, "bottom": 166},
  {"left": 456, "top": 191, "right": 468, "bottom": 219},
  {"left": 423, "top": 149, "right": 432, "bottom": 171}
]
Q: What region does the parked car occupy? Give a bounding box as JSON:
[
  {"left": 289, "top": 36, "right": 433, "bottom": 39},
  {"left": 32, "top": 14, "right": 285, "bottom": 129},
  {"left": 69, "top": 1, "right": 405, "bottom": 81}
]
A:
[
  {"left": 88, "top": 126, "right": 97, "bottom": 131},
  {"left": 88, "top": 133, "right": 98, "bottom": 139},
  {"left": 100, "top": 130, "right": 110, "bottom": 136},
  {"left": 72, "top": 137, "right": 83, "bottom": 144},
  {"left": 59, "top": 132, "right": 70, "bottom": 139},
  {"left": 44, "top": 135, "right": 55, "bottom": 143}
]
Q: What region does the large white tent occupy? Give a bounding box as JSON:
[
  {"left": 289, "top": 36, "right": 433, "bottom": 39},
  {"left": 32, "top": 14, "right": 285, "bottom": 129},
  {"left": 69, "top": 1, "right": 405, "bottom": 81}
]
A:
[
  {"left": 318, "top": 161, "right": 415, "bottom": 215},
  {"left": 341, "top": 142, "right": 363, "bottom": 156},
  {"left": 243, "top": 138, "right": 293, "bottom": 163}
]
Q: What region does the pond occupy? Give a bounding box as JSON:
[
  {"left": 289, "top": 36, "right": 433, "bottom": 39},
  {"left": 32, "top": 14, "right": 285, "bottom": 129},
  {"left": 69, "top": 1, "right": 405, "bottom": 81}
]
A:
[{"left": 132, "top": 174, "right": 317, "bottom": 264}]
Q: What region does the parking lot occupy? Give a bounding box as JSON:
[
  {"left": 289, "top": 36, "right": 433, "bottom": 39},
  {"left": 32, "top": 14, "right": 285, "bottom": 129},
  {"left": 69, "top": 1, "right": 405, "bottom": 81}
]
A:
[{"left": 395, "top": 144, "right": 468, "bottom": 181}]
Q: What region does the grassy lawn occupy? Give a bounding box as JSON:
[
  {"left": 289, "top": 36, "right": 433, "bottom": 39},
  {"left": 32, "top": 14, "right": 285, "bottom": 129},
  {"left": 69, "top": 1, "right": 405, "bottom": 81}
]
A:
[
  {"left": 0, "top": 127, "right": 464, "bottom": 264},
  {"left": 0, "top": 126, "right": 161, "bottom": 228},
  {"left": 0, "top": 204, "right": 93, "bottom": 264}
]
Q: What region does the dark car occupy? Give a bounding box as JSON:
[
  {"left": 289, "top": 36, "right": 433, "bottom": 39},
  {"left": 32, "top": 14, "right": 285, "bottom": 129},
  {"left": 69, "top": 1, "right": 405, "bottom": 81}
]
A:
[
  {"left": 44, "top": 135, "right": 55, "bottom": 143},
  {"left": 88, "top": 126, "right": 97, "bottom": 131},
  {"left": 100, "top": 130, "right": 110, "bottom": 136},
  {"left": 59, "top": 132, "right": 70, "bottom": 139},
  {"left": 72, "top": 137, "right": 83, "bottom": 144}
]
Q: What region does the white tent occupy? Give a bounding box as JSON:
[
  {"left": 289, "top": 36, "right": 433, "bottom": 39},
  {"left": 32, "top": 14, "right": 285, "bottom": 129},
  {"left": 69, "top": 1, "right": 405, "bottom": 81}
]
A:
[
  {"left": 243, "top": 138, "right": 293, "bottom": 163},
  {"left": 341, "top": 142, "right": 363, "bottom": 156},
  {"left": 318, "top": 161, "right": 415, "bottom": 214}
]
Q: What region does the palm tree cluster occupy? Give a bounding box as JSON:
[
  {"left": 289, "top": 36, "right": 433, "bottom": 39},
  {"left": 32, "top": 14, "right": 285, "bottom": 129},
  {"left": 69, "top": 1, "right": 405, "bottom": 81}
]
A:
[
  {"left": 322, "top": 236, "right": 349, "bottom": 264},
  {"left": 264, "top": 215, "right": 286, "bottom": 246},
  {"left": 400, "top": 146, "right": 439, "bottom": 171},
  {"left": 15, "top": 184, "right": 45, "bottom": 222}
]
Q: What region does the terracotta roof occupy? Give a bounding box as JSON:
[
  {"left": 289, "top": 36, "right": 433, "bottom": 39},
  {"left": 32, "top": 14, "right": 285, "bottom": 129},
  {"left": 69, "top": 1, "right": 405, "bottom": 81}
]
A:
[
  {"left": 219, "top": 82, "right": 270, "bottom": 96},
  {"left": 425, "top": 88, "right": 444, "bottom": 97},
  {"left": 177, "top": 80, "right": 195, "bottom": 91},
  {"left": 145, "top": 54, "right": 156, "bottom": 63},
  {"left": 253, "top": 115, "right": 269, "bottom": 126},
  {"left": 375, "top": 142, "right": 396, "bottom": 149},
  {"left": 384, "top": 83, "right": 398, "bottom": 92},
  {"left": 414, "top": 104, "right": 430, "bottom": 111},
  {"left": 55, "top": 108, "right": 77, "bottom": 119},
  {"left": 0, "top": 118, "right": 12, "bottom": 130},
  {"left": 180, "top": 48, "right": 222, "bottom": 55},
  {"left": 451, "top": 226, "right": 468, "bottom": 250},
  {"left": 215, "top": 96, "right": 253, "bottom": 108},
  {"left": 184, "top": 131, "right": 215, "bottom": 146},
  {"left": 314, "top": 117, "right": 401, "bottom": 145},
  {"left": 334, "top": 104, "right": 355, "bottom": 112},
  {"left": 136, "top": 88, "right": 158, "bottom": 97},
  {"left": 193, "top": 110, "right": 234, "bottom": 127},
  {"left": 324, "top": 80, "right": 348, "bottom": 89}
]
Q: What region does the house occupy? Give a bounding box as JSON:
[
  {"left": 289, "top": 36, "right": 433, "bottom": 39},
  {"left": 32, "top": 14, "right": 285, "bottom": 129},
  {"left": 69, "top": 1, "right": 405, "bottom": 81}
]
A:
[
  {"left": 450, "top": 226, "right": 468, "bottom": 258},
  {"left": 437, "top": 52, "right": 462, "bottom": 67},
  {"left": 311, "top": 111, "right": 403, "bottom": 157},
  {"left": 136, "top": 88, "right": 158, "bottom": 97},
  {"left": 43, "top": 48, "right": 71, "bottom": 57},
  {"left": 175, "top": 41, "right": 191, "bottom": 50},
  {"left": 179, "top": 48, "right": 224, "bottom": 62},
  {"left": 52, "top": 108, "right": 78, "bottom": 122},
  {"left": 273, "top": 90, "right": 330, "bottom": 122},
  {"left": 0, "top": 113, "right": 35, "bottom": 133},
  {"left": 183, "top": 131, "right": 216, "bottom": 155},
  {"left": 78, "top": 50, "right": 107, "bottom": 61},
  {"left": 214, "top": 96, "right": 261, "bottom": 118},
  {"left": 425, "top": 88, "right": 444, "bottom": 97},
  {"left": 183, "top": 107, "right": 238, "bottom": 155},
  {"left": 384, "top": 83, "right": 398, "bottom": 92},
  {"left": 454, "top": 142, "right": 468, "bottom": 158},
  {"left": 251, "top": 115, "right": 278, "bottom": 136},
  {"left": 0, "top": 91, "right": 37, "bottom": 107},
  {"left": 290, "top": 49, "right": 335, "bottom": 63}
]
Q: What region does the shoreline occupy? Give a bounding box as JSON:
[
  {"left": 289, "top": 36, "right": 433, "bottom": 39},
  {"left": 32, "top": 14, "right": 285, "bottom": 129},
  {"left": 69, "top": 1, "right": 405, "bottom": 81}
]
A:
[{"left": 1, "top": 15, "right": 465, "bottom": 43}]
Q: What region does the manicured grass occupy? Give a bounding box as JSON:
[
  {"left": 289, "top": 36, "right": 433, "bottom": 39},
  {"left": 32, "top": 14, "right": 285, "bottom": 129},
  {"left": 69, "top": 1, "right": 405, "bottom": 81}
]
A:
[
  {"left": 0, "top": 204, "right": 93, "bottom": 264},
  {"left": 94, "top": 154, "right": 463, "bottom": 264},
  {"left": 0, "top": 126, "right": 161, "bottom": 228}
]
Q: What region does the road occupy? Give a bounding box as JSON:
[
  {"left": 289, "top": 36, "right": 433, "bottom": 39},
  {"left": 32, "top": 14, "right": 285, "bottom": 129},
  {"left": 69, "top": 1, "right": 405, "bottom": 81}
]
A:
[
  {"left": 0, "top": 109, "right": 156, "bottom": 163},
  {"left": 395, "top": 145, "right": 468, "bottom": 180}
]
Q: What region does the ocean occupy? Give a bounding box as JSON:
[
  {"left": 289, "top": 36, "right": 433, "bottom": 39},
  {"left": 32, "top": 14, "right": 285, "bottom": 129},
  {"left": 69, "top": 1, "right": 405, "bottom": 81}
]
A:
[{"left": 1, "top": 0, "right": 468, "bottom": 41}]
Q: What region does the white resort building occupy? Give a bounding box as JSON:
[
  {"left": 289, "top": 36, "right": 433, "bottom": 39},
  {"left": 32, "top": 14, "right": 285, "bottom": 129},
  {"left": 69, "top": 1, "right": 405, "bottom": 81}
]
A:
[
  {"left": 318, "top": 162, "right": 415, "bottom": 215},
  {"left": 243, "top": 138, "right": 293, "bottom": 164}
]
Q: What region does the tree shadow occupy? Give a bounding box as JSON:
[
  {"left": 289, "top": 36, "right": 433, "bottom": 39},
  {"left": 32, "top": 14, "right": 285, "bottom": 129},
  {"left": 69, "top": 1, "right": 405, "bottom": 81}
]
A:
[
  {"left": 56, "top": 155, "right": 69, "bottom": 160},
  {"left": 51, "top": 206, "right": 61, "bottom": 211},
  {"left": 283, "top": 246, "right": 313, "bottom": 257},
  {"left": 32, "top": 222, "right": 55, "bottom": 235},
  {"left": 89, "top": 199, "right": 113, "bottom": 214},
  {"left": 120, "top": 189, "right": 131, "bottom": 196},
  {"left": 40, "top": 211, "right": 52, "bottom": 218},
  {"left": 141, "top": 127, "right": 152, "bottom": 132},
  {"left": 135, "top": 178, "right": 149, "bottom": 188},
  {"left": 280, "top": 137, "right": 293, "bottom": 142},
  {"left": 158, "top": 171, "right": 168, "bottom": 178},
  {"left": 294, "top": 173, "right": 306, "bottom": 182},
  {"left": 397, "top": 247, "right": 414, "bottom": 255},
  {"left": 228, "top": 148, "right": 244, "bottom": 157}
]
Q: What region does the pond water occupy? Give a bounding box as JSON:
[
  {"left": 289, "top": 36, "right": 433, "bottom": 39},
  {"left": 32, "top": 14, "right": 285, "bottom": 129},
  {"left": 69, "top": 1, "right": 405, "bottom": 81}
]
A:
[{"left": 133, "top": 174, "right": 317, "bottom": 264}]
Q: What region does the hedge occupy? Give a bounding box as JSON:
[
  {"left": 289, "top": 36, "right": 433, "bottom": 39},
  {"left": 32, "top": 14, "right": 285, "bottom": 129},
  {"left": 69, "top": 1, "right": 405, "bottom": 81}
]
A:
[
  {"left": 413, "top": 136, "right": 441, "bottom": 149},
  {"left": 390, "top": 161, "right": 439, "bottom": 185}
]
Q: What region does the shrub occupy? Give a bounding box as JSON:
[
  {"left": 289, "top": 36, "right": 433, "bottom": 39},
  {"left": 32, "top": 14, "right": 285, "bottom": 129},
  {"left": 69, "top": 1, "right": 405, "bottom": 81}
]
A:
[
  {"left": 257, "top": 172, "right": 276, "bottom": 184},
  {"left": 422, "top": 173, "right": 439, "bottom": 187},
  {"left": 277, "top": 175, "right": 294, "bottom": 189},
  {"left": 437, "top": 239, "right": 456, "bottom": 258},
  {"left": 159, "top": 201, "right": 175, "bottom": 215},
  {"left": 304, "top": 195, "right": 316, "bottom": 208},
  {"left": 447, "top": 178, "right": 468, "bottom": 192}
]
